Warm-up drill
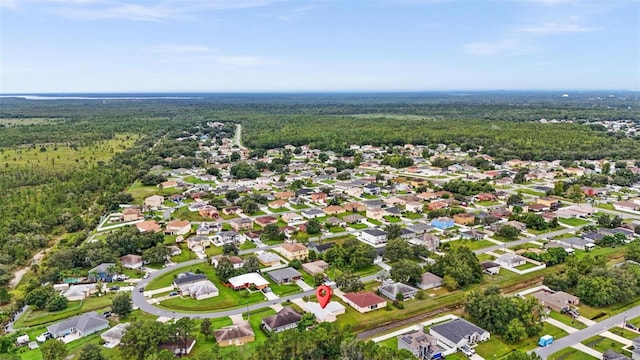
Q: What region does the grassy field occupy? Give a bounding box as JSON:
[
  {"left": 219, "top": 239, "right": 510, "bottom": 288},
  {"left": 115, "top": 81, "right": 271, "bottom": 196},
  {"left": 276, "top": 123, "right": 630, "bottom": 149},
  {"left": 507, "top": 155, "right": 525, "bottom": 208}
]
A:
[
  {"left": 127, "top": 181, "right": 182, "bottom": 204},
  {"left": 548, "top": 311, "right": 587, "bottom": 330},
  {"left": 517, "top": 188, "right": 546, "bottom": 196},
  {"left": 581, "top": 335, "right": 627, "bottom": 355},
  {"left": 446, "top": 239, "right": 495, "bottom": 252},
  {"left": 1, "top": 133, "right": 139, "bottom": 168},
  {"left": 559, "top": 217, "right": 591, "bottom": 226},
  {"left": 549, "top": 347, "right": 597, "bottom": 360}
]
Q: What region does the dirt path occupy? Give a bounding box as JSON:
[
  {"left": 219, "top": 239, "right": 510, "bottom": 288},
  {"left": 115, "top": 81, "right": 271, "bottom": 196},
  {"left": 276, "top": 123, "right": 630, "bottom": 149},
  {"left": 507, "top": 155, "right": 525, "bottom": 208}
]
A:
[{"left": 9, "top": 249, "right": 46, "bottom": 288}]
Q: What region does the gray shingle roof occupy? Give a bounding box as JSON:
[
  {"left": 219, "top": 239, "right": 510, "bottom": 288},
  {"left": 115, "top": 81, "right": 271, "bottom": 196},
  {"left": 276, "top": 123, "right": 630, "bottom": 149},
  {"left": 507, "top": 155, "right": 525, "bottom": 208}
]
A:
[
  {"left": 267, "top": 267, "right": 302, "bottom": 283},
  {"left": 47, "top": 311, "right": 109, "bottom": 336},
  {"left": 430, "top": 318, "right": 488, "bottom": 344},
  {"left": 261, "top": 307, "right": 301, "bottom": 330}
]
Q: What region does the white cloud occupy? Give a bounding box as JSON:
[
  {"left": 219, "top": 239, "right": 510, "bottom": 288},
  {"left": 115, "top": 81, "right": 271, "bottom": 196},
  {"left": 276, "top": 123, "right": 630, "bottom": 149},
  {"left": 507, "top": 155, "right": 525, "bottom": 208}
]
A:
[
  {"left": 463, "top": 39, "right": 539, "bottom": 56},
  {"left": 519, "top": 22, "right": 592, "bottom": 34}
]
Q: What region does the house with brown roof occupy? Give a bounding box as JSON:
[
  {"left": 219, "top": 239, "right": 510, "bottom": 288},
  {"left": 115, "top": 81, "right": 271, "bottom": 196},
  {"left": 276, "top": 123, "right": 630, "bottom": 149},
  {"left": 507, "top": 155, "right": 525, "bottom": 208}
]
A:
[
  {"left": 274, "top": 191, "right": 294, "bottom": 200},
  {"left": 143, "top": 195, "right": 164, "bottom": 209},
  {"left": 214, "top": 321, "right": 254, "bottom": 347},
  {"left": 230, "top": 217, "right": 253, "bottom": 232},
  {"left": 453, "top": 213, "right": 475, "bottom": 225},
  {"left": 278, "top": 243, "right": 309, "bottom": 261},
  {"left": 343, "top": 202, "right": 366, "bottom": 212},
  {"left": 343, "top": 292, "right": 387, "bottom": 313},
  {"left": 302, "top": 260, "right": 329, "bottom": 275},
  {"left": 532, "top": 290, "right": 579, "bottom": 313},
  {"left": 323, "top": 205, "right": 346, "bottom": 215},
  {"left": 165, "top": 220, "right": 191, "bottom": 235},
  {"left": 476, "top": 193, "right": 497, "bottom": 202},
  {"left": 261, "top": 307, "right": 302, "bottom": 333},
  {"left": 120, "top": 254, "right": 143, "bottom": 270},
  {"left": 537, "top": 196, "right": 558, "bottom": 207},
  {"left": 136, "top": 220, "right": 161, "bottom": 233},
  {"left": 365, "top": 207, "right": 384, "bottom": 221},
  {"left": 121, "top": 207, "right": 143, "bottom": 222},
  {"left": 268, "top": 199, "right": 288, "bottom": 209},
  {"left": 428, "top": 201, "right": 449, "bottom": 211},
  {"left": 311, "top": 192, "right": 328, "bottom": 203},
  {"left": 255, "top": 216, "right": 278, "bottom": 228}
]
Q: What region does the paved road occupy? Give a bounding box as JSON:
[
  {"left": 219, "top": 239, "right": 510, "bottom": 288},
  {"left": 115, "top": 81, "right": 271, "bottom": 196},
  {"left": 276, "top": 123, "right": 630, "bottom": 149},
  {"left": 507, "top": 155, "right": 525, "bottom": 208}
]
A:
[
  {"left": 534, "top": 305, "right": 640, "bottom": 359},
  {"left": 233, "top": 124, "right": 247, "bottom": 150}
]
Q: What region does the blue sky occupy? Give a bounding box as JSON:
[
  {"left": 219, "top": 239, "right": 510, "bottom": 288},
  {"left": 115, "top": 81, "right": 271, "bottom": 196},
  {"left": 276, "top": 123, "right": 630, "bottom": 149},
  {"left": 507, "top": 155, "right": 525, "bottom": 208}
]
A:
[{"left": 1, "top": 0, "right": 638, "bottom": 92}]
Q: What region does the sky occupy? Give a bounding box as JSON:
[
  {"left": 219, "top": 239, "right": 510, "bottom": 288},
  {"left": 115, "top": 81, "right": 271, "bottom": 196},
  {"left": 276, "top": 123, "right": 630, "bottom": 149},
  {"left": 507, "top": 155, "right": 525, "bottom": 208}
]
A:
[{"left": 0, "top": 0, "right": 639, "bottom": 92}]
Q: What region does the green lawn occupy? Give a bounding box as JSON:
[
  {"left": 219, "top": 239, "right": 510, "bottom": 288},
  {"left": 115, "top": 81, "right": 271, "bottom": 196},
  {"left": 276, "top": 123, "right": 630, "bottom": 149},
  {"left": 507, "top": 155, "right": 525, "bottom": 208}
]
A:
[
  {"left": 383, "top": 216, "right": 402, "bottom": 223},
  {"left": 403, "top": 212, "right": 423, "bottom": 219},
  {"left": 291, "top": 204, "right": 309, "bottom": 210},
  {"left": 548, "top": 311, "right": 587, "bottom": 330},
  {"left": 329, "top": 226, "right": 345, "bottom": 233},
  {"left": 368, "top": 219, "right": 383, "bottom": 225},
  {"left": 559, "top": 217, "right": 591, "bottom": 226},
  {"left": 349, "top": 223, "right": 368, "bottom": 230},
  {"left": 581, "top": 335, "right": 627, "bottom": 355},
  {"left": 172, "top": 206, "right": 207, "bottom": 222},
  {"left": 518, "top": 188, "right": 546, "bottom": 196},
  {"left": 446, "top": 239, "right": 495, "bottom": 252},
  {"left": 608, "top": 326, "right": 640, "bottom": 340},
  {"left": 477, "top": 201, "right": 500, "bottom": 206},
  {"left": 514, "top": 262, "right": 538, "bottom": 270},
  {"left": 475, "top": 337, "right": 512, "bottom": 359},
  {"left": 377, "top": 337, "right": 398, "bottom": 349},
  {"left": 549, "top": 347, "right": 597, "bottom": 360},
  {"left": 183, "top": 175, "right": 215, "bottom": 184}
]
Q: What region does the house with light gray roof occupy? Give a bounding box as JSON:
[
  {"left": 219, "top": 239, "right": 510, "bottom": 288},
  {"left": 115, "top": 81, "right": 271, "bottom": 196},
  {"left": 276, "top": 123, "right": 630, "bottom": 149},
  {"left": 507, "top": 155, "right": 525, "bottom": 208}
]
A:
[
  {"left": 429, "top": 318, "right": 489, "bottom": 350},
  {"left": 47, "top": 311, "right": 109, "bottom": 339}
]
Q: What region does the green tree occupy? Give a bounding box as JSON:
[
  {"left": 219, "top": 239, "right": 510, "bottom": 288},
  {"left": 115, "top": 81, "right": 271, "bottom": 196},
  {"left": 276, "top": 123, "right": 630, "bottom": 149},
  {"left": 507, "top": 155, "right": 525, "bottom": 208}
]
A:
[
  {"left": 307, "top": 219, "right": 322, "bottom": 235},
  {"left": 223, "top": 242, "right": 239, "bottom": 256},
  {"left": 47, "top": 295, "right": 68, "bottom": 312},
  {"left": 335, "top": 272, "right": 364, "bottom": 293},
  {"left": 384, "top": 224, "right": 402, "bottom": 241},
  {"left": 390, "top": 259, "right": 422, "bottom": 285},
  {"left": 261, "top": 224, "right": 282, "bottom": 241},
  {"left": 40, "top": 339, "right": 68, "bottom": 360},
  {"left": 215, "top": 257, "right": 236, "bottom": 283},
  {"left": 241, "top": 200, "right": 259, "bottom": 215},
  {"left": 142, "top": 243, "right": 171, "bottom": 264},
  {"left": 225, "top": 190, "right": 239, "bottom": 202},
  {"left": 112, "top": 292, "right": 132, "bottom": 318},
  {"left": 242, "top": 255, "right": 260, "bottom": 273},
  {"left": 170, "top": 318, "right": 194, "bottom": 356},
  {"left": 429, "top": 246, "right": 483, "bottom": 288},
  {"left": 504, "top": 318, "right": 528, "bottom": 343},
  {"left": 120, "top": 321, "right": 169, "bottom": 360},
  {"left": 77, "top": 343, "right": 107, "bottom": 360},
  {"left": 497, "top": 225, "right": 520, "bottom": 241},
  {"left": 200, "top": 318, "right": 212, "bottom": 339},
  {"left": 25, "top": 286, "right": 55, "bottom": 310},
  {"left": 384, "top": 238, "right": 413, "bottom": 262},
  {"left": 626, "top": 241, "right": 640, "bottom": 262}
]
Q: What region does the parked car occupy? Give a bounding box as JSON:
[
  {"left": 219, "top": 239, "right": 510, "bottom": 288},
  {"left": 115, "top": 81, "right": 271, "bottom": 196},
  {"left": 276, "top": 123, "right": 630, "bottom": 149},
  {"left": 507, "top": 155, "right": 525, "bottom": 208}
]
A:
[
  {"left": 109, "top": 286, "right": 120, "bottom": 291},
  {"left": 139, "top": 286, "right": 145, "bottom": 293},
  {"left": 36, "top": 332, "right": 52, "bottom": 343},
  {"left": 459, "top": 345, "right": 475, "bottom": 357},
  {"left": 169, "top": 291, "right": 178, "bottom": 296},
  {"left": 625, "top": 323, "right": 638, "bottom": 331},
  {"left": 102, "top": 311, "right": 112, "bottom": 318}
]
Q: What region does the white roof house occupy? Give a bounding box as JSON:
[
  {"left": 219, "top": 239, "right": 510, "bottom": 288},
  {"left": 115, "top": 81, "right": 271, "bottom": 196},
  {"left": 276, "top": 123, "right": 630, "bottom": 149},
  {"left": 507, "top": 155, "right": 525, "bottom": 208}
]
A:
[
  {"left": 304, "top": 301, "right": 346, "bottom": 323},
  {"left": 227, "top": 273, "right": 270, "bottom": 290},
  {"left": 101, "top": 323, "right": 130, "bottom": 348}
]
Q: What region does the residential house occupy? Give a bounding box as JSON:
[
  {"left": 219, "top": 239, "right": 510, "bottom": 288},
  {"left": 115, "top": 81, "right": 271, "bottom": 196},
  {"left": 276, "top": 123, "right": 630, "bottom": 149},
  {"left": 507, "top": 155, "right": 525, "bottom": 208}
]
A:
[
  {"left": 120, "top": 254, "right": 143, "bottom": 269},
  {"left": 211, "top": 255, "right": 244, "bottom": 269},
  {"left": 532, "top": 290, "right": 580, "bottom": 313},
  {"left": 230, "top": 218, "right": 253, "bottom": 232},
  {"left": 363, "top": 183, "right": 380, "bottom": 195},
  {"left": 309, "top": 242, "right": 335, "bottom": 254},
  {"left": 187, "top": 236, "right": 210, "bottom": 253},
  {"left": 460, "top": 229, "right": 487, "bottom": 240},
  {"left": 343, "top": 201, "right": 366, "bottom": 212},
  {"left": 301, "top": 208, "right": 325, "bottom": 219},
  {"left": 302, "top": 260, "right": 329, "bottom": 275},
  {"left": 212, "top": 231, "right": 245, "bottom": 246},
  {"left": 304, "top": 301, "right": 346, "bottom": 323},
  {"left": 537, "top": 197, "right": 558, "bottom": 207},
  {"left": 61, "top": 284, "right": 97, "bottom": 301},
  {"left": 267, "top": 267, "right": 302, "bottom": 284},
  {"left": 409, "top": 233, "right": 440, "bottom": 251},
  {"left": 196, "top": 222, "right": 219, "bottom": 235},
  {"left": 427, "top": 201, "right": 449, "bottom": 211},
  {"left": 136, "top": 220, "right": 161, "bottom": 233},
  {"left": 529, "top": 204, "right": 548, "bottom": 212},
  {"left": 282, "top": 213, "right": 305, "bottom": 226},
  {"left": 495, "top": 253, "right": 527, "bottom": 268},
  {"left": 261, "top": 307, "right": 302, "bottom": 333},
  {"left": 398, "top": 330, "right": 445, "bottom": 360},
  {"left": 47, "top": 311, "right": 109, "bottom": 339},
  {"left": 556, "top": 237, "right": 595, "bottom": 251},
  {"left": 268, "top": 199, "right": 288, "bottom": 209},
  {"left": 143, "top": 195, "right": 164, "bottom": 209},
  {"left": 418, "top": 272, "right": 443, "bottom": 290},
  {"left": 274, "top": 191, "right": 295, "bottom": 200},
  {"left": 257, "top": 252, "right": 282, "bottom": 267},
  {"left": 453, "top": 213, "right": 475, "bottom": 225},
  {"left": 311, "top": 192, "right": 328, "bottom": 203},
  {"left": 323, "top": 205, "right": 346, "bottom": 215},
  {"left": 278, "top": 243, "right": 309, "bottom": 261},
  {"left": 406, "top": 223, "right": 433, "bottom": 235},
  {"left": 121, "top": 207, "right": 143, "bottom": 222},
  {"left": 326, "top": 217, "right": 346, "bottom": 228},
  {"left": 406, "top": 201, "right": 423, "bottom": 213},
  {"left": 430, "top": 217, "right": 455, "bottom": 230},
  {"left": 365, "top": 207, "right": 385, "bottom": 221},
  {"left": 384, "top": 196, "right": 406, "bottom": 207},
  {"left": 178, "top": 278, "right": 219, "bottom": 300},
  {"left": 481, "top": 261, "right": 500, "bottom": 275},
  {"left": 255, "top": 216, "right": 278, "bottom": 228},
  {"left": 614, "top": 201, "right": 639, "bottom": 212},
  {"left": 360, "top": 228, "right": 387, "bottom": 245},
  {"left": 603, "top": 350, "right": 631, "bottom": 360},
  {"left": 198, "top": 207, "right": 219, "bottom": 219},
  {"left": 165, "top": 220, "right": 191, "bottom": 235},
  {"left": 227, "top": 273, "right": 270, "bottom": 290},
  {"left": 429, "top": 318, "right": 490, "bottom": 350},
  {"left": 476, "top": 193, "right": 497, "bottom": 202},
  {"left": 378, "top": 282, "right": 418, "bottom": 300},
  {"left": 158, "top": 339, "right": 196, "bottom": 356},
  {"left": 88, "top": 263, "right": 116, "bottom": 282},
  {"left": 347, "top": 187, "right": 363, "bottom": 198},
  {"left": 101, "top": 322, "right": 130, "bottom": 348},
  {"left": 631, "top": 337, "right": 640, "bottom": 360},
  {"left": 343, "top": 292, "right": 387, "bottom": 313},
  {"left": 343, "top": 214, "right": 366, "bottom": 224},
  {"left": 214, "top": 321, "right": 255, "bottom": 347}
]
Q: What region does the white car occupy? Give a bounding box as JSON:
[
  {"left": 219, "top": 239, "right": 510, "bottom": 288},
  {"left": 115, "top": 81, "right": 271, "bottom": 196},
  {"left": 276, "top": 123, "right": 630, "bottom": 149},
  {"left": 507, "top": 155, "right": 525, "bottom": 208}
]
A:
[{"left": 460, "top": 345, "right": 475, "bottom": 357}]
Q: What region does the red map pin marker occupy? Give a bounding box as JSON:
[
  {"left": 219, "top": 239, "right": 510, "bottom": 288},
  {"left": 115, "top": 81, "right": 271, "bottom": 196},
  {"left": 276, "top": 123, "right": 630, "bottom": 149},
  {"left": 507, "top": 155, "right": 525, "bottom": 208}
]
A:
[{"left": 316, "top": 285, "right": 332, "bottom": 309}]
